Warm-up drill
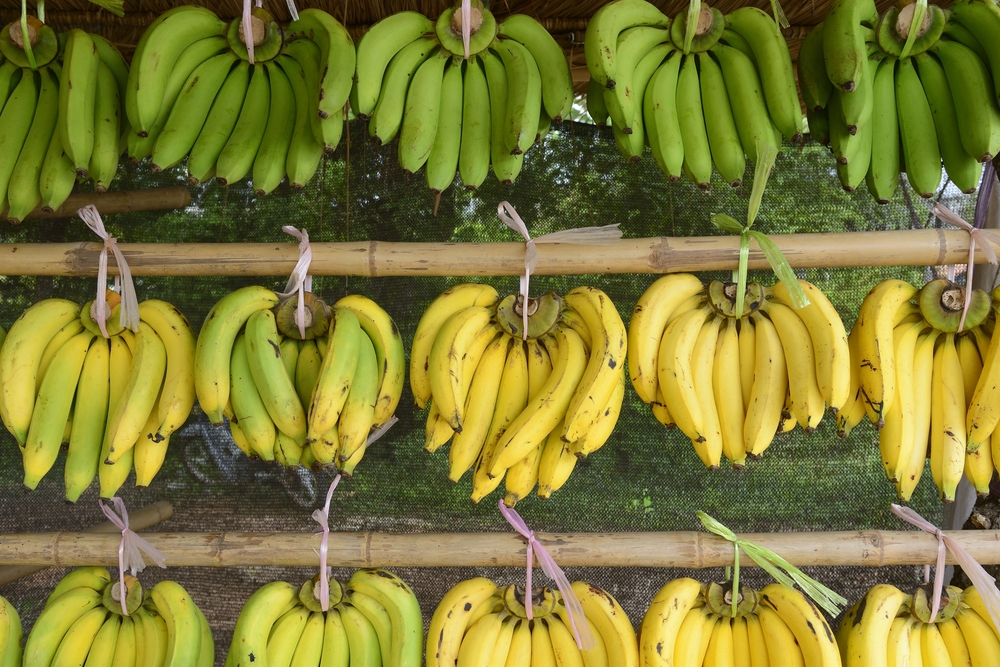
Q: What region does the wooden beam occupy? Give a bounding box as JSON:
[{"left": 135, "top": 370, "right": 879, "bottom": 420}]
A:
[
  {"left": 0, "top": 529, "right": 996, "bottom": 568},
  {"left": 0, "top": 187, "right": 191, "bottom": 222},
  {"left": 0, "top": 229, "right": 984, "bottom": 277}
]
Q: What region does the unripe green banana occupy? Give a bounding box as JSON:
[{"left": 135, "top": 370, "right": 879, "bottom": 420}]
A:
[
  {"left": 0, "top": 68, "right": 38, "bottom": 214},
  {"left": 187, "top": 60, "right": 251, "bottom": 186},
  {"left": 930, "top": 39, "right": 1000, "bottom": 163},
  {"left": 351, "top": 11, "right": 434, "bottom": 118},
  {"left": 798, "top": 22, "right": 833, "bottom": 112},
  {"left": 460, "top": 55, "right": 492, "bottom": 190},
  {"left": 399, "top": 50, "right": 449, "bottom": 175},
  {"left": 895, "top": 57, "right": 941, "bottom": 198},
  {"left": 368, "top": 37, "right": 438, "bottom": 147},
  {"left": 426, "top": 57, "right": 463, "bottom": 197},
  {"left": 586, "top": 77, "right": 609, "bottom": 126},
  {"left": 482, "top": 49, "right": 524, "bottom": 184},
  {"left": 253, "top": 61, "right": 295, "bottom": 196},
  {"left": 216, "top": 63, "right": 270, "bottom": 186},
  {"left": 711, "top": 43, "right": 781, "bottom": 164},
  {"left": 277, "top": 55, "right": 324, "bottom": 190},
  {"left": 58, "top": 29, "right": 100, "bottom": 176},
  {"left": 644, "top": 52, "right": 683, "bottom": 181},
  {"left": 699, "top": 51, "right": 745, "bottom": 187},
  {"left": 5, "top": 67, "right": 58, "bottom": 224},
  {"left": 38, "top": 124, "right": 77, "bottom": 215},
  {"left": 285, "top": 9, "right": 355, "bottom": 122},
  {"left": 499, "top": 15, "right": 574, "bottom": 122},
  {"left": 602, "top": 26, "right": 670, "bottom": 133},
  {"left": 584, "top": 0, "right": 670, "bottom": 89},
  {"left": 89, "top": 62, "right": 121, "bottom": 194},
  {"left": 494, "top": 38, "right": 542, "bottom": 156},
  {"left": 865, "top": 57, "right": 900, "bottom": 203},
  {"left": 823, "top": 0, "right": 878, "bottom": 92}
]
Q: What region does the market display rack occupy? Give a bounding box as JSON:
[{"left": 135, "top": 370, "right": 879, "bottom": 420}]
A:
[{"left": 0, "top": 192, "right": 995, "bottom": 577}]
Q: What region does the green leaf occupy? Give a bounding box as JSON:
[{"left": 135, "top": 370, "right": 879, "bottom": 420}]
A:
[
  {"left": 87, "top": 0, "right": 125, "bottom": 17},
  {"left": 697, "top": 511, "right": 847, "bottom": 616},
  {"left": 710, "top": 213, "right": 744, "bottom": 235},
  {"left": 747, "top": 142, "right": 778, "bottom": 229},
  {"left": 747, "top": 231, "right": 810, "bottom": 308}
]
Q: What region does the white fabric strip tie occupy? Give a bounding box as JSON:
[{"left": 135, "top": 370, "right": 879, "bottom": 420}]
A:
[
  {"left": 278, "top": 226, "right": 313, "bottom": 340},
  {"left": 931, "top": 203, "right": 1000, "bottom": 332},
  {"left": 497, "top": 500, "right": 596, "bottom": 651},
  {"left": 312, "top": 474, "right": 342, "bottom": 612},
  {"left": 496, "top": 201, "right": 623, "bottom": 339},
  {"left": 892, "top": 503, "right": 1000, "bottom": 633},
  {"left": 98, "top": 497, "right": 168, "bottom": 616},
  {"left": 243, "top": 0, "right": 255, "bottom": 64},
  {"left": 286, "top": 0, "right": 299, "bottom": 21},
  {"left": 462, "top": 0, "right": 472, "bottom": 59},
  {"left": 78, "top": 205, "right": 140, "bottom": 339},
  {"left": 311, "top": 417, "right": 398, "bottom": 610}
]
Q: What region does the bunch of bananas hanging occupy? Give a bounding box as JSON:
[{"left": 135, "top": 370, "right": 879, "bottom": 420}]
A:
[
  {"left": 0, "top": 295, "right": 195, "bottom": 501},
  {"left": 629, "top": 275, "right": 850, "bottom": 469},
  {"left": 24, "top": 567, "right": 212, "bottom": 667},
  {"left": 0, "top": 594, "right": 21, "bottom": 666},
  {"left": 353, "top": 2, "right": 573, "bottom": 197},
  {"left": 413, "top": 283, "right": 626, "bottom": 506},
  {"left": 428, "top": 578, "right": 637, "bottom": 667},
  {"left": 195, "top": 286, "right": 404, "bottom": 474},
  {"left": 585, "top": 0, "right": 800, "bottom": 188},
  {"left": 837, "top": 583, "right": 1000, "bottom": 667},
  {"left": 642, "top": 579, "right": 840, "bottom": 667},
  {"left": 126, "top": 5, "right": 352, "bottom": 194},
  {"left": 799, "top": 0, "right": 1000, "bottom": 201},
  {"left": 0, "top": 18, "right": 129, "bottom": 222},
  {"left": 226, "top": 569, "right": 422, "bottom": 667},
  {"left": 839, "top": 278, "right": 1000, "bottom": 503}
]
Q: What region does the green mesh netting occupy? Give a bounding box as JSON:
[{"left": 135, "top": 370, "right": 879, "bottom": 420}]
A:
[{"left": 0, "top": 119, "right": 982, "bottom": 662}]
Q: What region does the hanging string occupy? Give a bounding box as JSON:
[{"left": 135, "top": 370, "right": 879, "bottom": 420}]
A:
[
  {"left": 277, "top": 226, "right": 313, "bottom": 340},
  {"left": 461, "top": 0, "right": 472, "bottom": 60},
  {"left": 697, "top": 512, "right": 847, "bottom": 616},
  {"left": 19, "top": 0, "right": 36, "bottom": 70},
  {"left": 243, "top": 0, "right": 255, "bottom": 64},
  {"left": 498, "top": 500, "right": 596, "bottom": 650},
  {"left": 899, "top": 0, "right": 928, "bottom": 60},
  {"left": 78, "top": 205, "right": 140, "bottom": 338},
  {"left": 98, "top": 498, "right": 168, "bottom": 616},
  {"left": 311, "top": 417, "right": 397, "bottom": 610},
  {"left": 768, "top": 0, "right": 789, "bottom": 29},
  {"left": 496, "top": 201, "right": 622, "bottom": 339},
  {"left": 931, "top": 169, "right": 1000, "bottom": 332},
  {"left": 682, "top": 0, "right": 701, "bottom": 54},
  {"left": 892, "top": 504, "right": 1000, "bottom": 632},
  {"left": 286, "top": 0, "right": 299, "bottom": 21},
  {"left": 37, "top": 0, "right": 44, "bottom": 24}
]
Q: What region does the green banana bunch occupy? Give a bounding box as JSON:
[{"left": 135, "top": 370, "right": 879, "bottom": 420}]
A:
[
  {"left": 585, "top": 2, "right": 795, "bottom": 187},
  {"left": 355, "top": 6, "right": 571, "bottom": 197},
  {"left": 197, "top": 287, "right": 403, "bottom": 474},
  {"left": 416, "top": 283, "right": 623, "bottom": 505},
  {"left": 126, "top": 5, "right": 350, "bottom": 193},
  {"left": 800, "top": 2, "right": 1000, "bottom": 201},
  {"left": 0, "top": 293, "right": 195, "bottom": 500},
  {"left": 25, "top": 568, "right": 211, "bottom": 667},
  {"left": 0, "top": 21, "right": 128, "bottom": 221},
  {"left": 227, "top": 571, "right": 421, "bottom": 667}
]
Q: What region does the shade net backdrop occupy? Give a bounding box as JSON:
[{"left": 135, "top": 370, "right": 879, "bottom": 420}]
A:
[{"left": 0, "top": 118, "right": 983, "bottom": 662}]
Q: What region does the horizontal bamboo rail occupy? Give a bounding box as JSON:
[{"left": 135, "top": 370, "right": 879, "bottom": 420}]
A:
[
  {"left": 0, "top": 228, "right": 986, "bottom": 277},
  {"left": 0, "top": 187, "right": 191, "bottom": 222},
  {"left": 0, "top": 501, "right": 174, "bottom": 587},
  {"left": 0, "top": 529, "right": 997, "bottom": 568}
]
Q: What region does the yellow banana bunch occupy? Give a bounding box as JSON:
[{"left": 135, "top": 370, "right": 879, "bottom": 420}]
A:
[
  {"left": 849, "top": 278, "right": 995, "bottom": 502},
  {"left": 642, "top": 579, "right": 839, "bottom": 667},
  {"left": 414, "top": 283, "right": 626, "bottom": 506},
  {"left": 124, "top": 5, "right": 350, "bottom": 193},
  {"left": 0, "top": 18, "right": 129, "bottom": 221},
  {"left": 24, "top": 567, "right": 212, "bottom": 667},
  {"left": 196, "top": 287, "right": 403, "bottom": 475},
  {"left": 355, "top": 5, "right": 572, "bottom": 198},
  {"left": 837, "top": 583, "right": 1000, "bottom": 667},
  {"left": 584, "top": 0, "right": 799, "bottom": 185},
  {"left": 227, "top": 569, "right": 421, "bottom": 667},
  {"left": 429, "top": 578, "right": 634, "bottom": 667},
  {"left": 0, "top": 293, "right": 194, "bottom": 501},
  {"left": 629, "top": 276, "right": 849, "bottom": 468}
]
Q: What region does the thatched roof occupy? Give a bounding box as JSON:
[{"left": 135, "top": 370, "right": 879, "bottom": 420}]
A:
[{"left": 0, "top": 0, "right": 956, "bottom": 88}]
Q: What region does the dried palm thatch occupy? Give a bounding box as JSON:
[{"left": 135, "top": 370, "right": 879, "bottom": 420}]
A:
[{"left": 0, "top": 0, "right": 956, "bottom": 87}]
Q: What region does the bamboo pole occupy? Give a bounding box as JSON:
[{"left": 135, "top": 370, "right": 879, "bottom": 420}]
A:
[
  {"left": 0, "top": 501, "right": 174, "bottom": 587},
  {"left": 0, "top": 187, "right": 191, "bottom": 222},
  {"left": 0, "top": 529, "right": 997, "bottom": 568},
  {"left": 0, "top": 229, "right": 987, "bottom": 277}
]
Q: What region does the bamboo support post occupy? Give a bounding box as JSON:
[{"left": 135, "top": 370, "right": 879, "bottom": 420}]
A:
[
  {"left": 0, "top": 501, "right": 174, "bottom": 587},
  {"left": 0, "top": 529, "right": 997, "bottom": 568},
  {"left": 0, "top": 229, "right": 988, "bottom": 277},
  {"left": 0, "top": 187, "right": 191, "bottom": 222}
]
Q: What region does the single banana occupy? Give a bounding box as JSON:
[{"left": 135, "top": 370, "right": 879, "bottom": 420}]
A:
[
  {"left": 689, "top": 319, "right": 723, "bottom": 468},
  {"left": 503, "top": 440, "right": 544, "bottom": 506},
  {"left": 194, "top": 286, "right": 278, "bottom": 425},
  {"left": 572, "top": 582, "right": 638, "bottom": 667},
  {"left": 337, "top": 333, "right": 379, "bottom": 471},
  {"left": 308, "top": 307, "right": 363, "bottom": 441},
  {"left": 285, "top": 9, "right": 355, "bottom": 122},
  {"left": 48, "top": 605, "right": 108, "bottom": 667},
  {"left": 865, "top": 56, "right": 900, "bottom": 203},
  {"left": 570, "top": 370, "right": 624, "bottom": 459},
  {"left": 227, "top": 581, "right": 298, "bottom": 667},
  {"left": 267, "top": 606, "right": 311, "bottom": 666},
  {"left": 58, "top": 29, "right": 99, "bottom": 175},
  {"left": 428, "top": 306, "right": 494, "bottom": 432},
  {"left": 895, "top": 57, "right": 941, "bottom": 198},
  {"left": 931, "top": 38, "right": 1000, "bottom": 163},
  {"left": 398, "top": 50, "right": 450, "bottom": 175},
  {"left": 215, "top": 62, "right": 270, "bottom": 186},
  {"left": 757, "top": 607, "right": 803, "bottom": 667},
  {"left": 427, "top": 578, "right": 500, "bottom": 667},
  {"left": 711, "top": 43, "right": 781, "bottom": 164},
  {"left": 698, "top": 52, "right": 745, "bottom": 187},
  {"left": 426, "top": 57, "right": 464, "bottom": 197},
  {"left": 0, "top": 66, "right": 38, "bottom": 214},
  {"left": 368, "top": 38, "right": 438, "bottom": 147},
  {"left": 584, "top": 0, "right": 669, "bottom": 89},
  {"left": 245, "top": 309, "right": 307, "bottom": 444},
  {"left": 482, "top": 50, "right": 524, "bottom": 184},
  {"left": 759, "top": 584, "right": 840, "bottom": 667},
  {"left": 103, "top": 323, "right": 167, "bottom": 465},
  {"left": 449, "top": 335, "right": 510, "bottom": 482},
  {"left": 644, "top": 51, "right": 684, "bottom": 181},
  {"left": 352, "top": 11, "right": 434, "bottom": 118},
  {"left": 348, "top": 569, "right": 423, "bottom": 667},
  {"left": 745, "top": 313, "right": 788, "bottom": 457},
  {"left": 714, "top": 319, "right": 746, "bottom": 467},
  {"left": 499, "top": 15, "right": 574, "bottom": 121},
  {"left": 277, "top": 54, "right": 324, "bottom": 189},
  {"left": 22, "top": 587, "right": 102, "bottom": 667},
  {"left": 676, "top": 54, "right": 712, "bottom": 188},
  {"left": 251, "top": 61, "right": 295, "bottom": 196},
  {"left": 186, "top": 60, "right": 250, "bottom": 186},
  {"left": 459, "top": 55, "right": 492, "bottom": 190},
  {"left": 823, "top": 0, "right": 878, "bottom": 92},
  {"left": 640, "top": 578, "right": 705, "bottom": 667},
  {"left": 931, "top": 333, "right": 967, "bottom": 502},
  {"left": 64, "top": 339, "right": 110, "bottom": 502},
  {"left": 764, "top": 301, "right": 826, "bottom": 432},
  {"left": 5, "top": 66, "right": 58, "bottom": 223},
  {"left": 658, "top": 307, "right": 712, "bottom": 442},
  {"left": 799, "top": 23, "right": 833, "bottom": 112}
]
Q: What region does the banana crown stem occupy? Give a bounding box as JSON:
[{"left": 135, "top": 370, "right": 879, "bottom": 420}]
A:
[
  {"left": 695, "top": 7, "right": 715, "bottom": 36},
  {"left": 450, "top": 7, "right": 483, "bottom": 37},
  {"left": 239, "top": 16, "right": 267, "bottom": 46},
  {"left": 9, "top": 19, "right": 39, "bottom": 47},
  {"left": 941, "top": 287, "right": 965, "bottom": 312}
]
